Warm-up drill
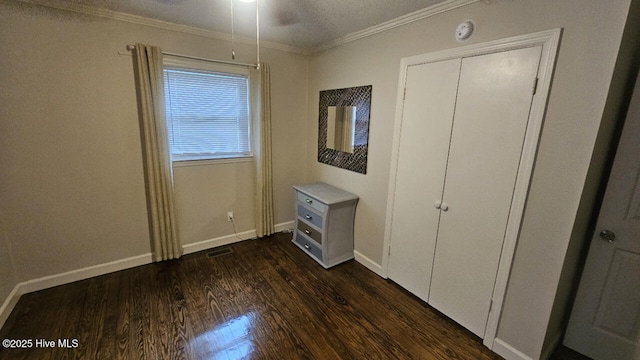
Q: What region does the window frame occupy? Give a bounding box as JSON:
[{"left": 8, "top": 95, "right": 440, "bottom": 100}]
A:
[{"left": 162, "top": 56, "right": 254, "bottom": 165}]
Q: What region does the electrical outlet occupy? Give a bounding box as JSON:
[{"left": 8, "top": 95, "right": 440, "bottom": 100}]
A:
[{"left": 227, "top": 212, "right": 234, "bottom": 222}]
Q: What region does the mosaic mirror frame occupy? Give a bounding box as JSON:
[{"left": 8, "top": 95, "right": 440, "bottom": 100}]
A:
[{"left": 317, "top": 85, "right": 372, "bottom": 174}]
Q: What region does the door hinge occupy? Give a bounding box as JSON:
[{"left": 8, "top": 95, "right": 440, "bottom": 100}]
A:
[
  {"left": 388, "top": 245, "right": 391, "bottom": 256},
  {"left": 532, "top": 77, "right": 539, "bottom": 95},
  {"left": 488, "top": 298, "right": 493, "bottom": 313},
  {"left": 403, "top": 88, "right": 407, "bottom": 100}
]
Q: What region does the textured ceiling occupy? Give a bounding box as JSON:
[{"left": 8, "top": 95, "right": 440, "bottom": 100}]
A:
[{"left": 32, "top": 0, "right": 450, "bottom": 51}]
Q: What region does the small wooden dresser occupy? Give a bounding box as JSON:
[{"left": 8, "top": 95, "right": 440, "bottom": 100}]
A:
[{"left": 292, "top": 183, "right": 359, "bottom": 268}]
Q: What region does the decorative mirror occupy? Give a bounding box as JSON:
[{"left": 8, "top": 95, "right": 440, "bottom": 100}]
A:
[{"left": 318, "top": 85, "right": 372, "bottom": 174}]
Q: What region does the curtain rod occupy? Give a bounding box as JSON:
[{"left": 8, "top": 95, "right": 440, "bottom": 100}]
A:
[{"left": 126, "top": 45, "right": 260, "bottom": 70}]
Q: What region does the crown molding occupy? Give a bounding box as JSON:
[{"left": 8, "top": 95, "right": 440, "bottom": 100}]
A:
[
  {"left": 309, "top": 0, "right": 480, "bottom": 54},
  {"left": 16, "top": 0, "right": 305, "bottom": 55},
  {"left": 16, "top": 0, "right": 478, "bottom": 56}
]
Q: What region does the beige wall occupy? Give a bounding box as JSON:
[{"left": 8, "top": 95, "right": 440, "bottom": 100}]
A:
[
  {"left": 306, "top": 0, "right": 632, "bottom": 358},
  {"left": 173, "top": 45, "right": 309, "bottom": 244},
  {"left": 1, "top": 1, "right": 150, "bottom": 281},
  {"left": 0, "top": 221, "right": 17, "bottom": 306},
  {"left": 1, "top": 0, "right": 637, "bottom": 358},
  {"left": 543, "top": 0, "right": 640, "bottom": 354},
  {"left": 0, "top": 0, "right": 308, "bottom": 285}
]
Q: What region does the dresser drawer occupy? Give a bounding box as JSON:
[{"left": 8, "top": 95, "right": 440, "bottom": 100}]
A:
[
  {"left": 293, "top": 183, "right": 358, "bottom": 268},
  {"left": 294, "top": 232, "right": 323, "bottom": 261},
  {"left": 297, "top": 219, "right": 322, "bottom": 244},
  {"left": 296, "top": 192, "right": 327, "bottom": 213},
  {"left": 297, "top": 204, "right": 323, "bottom": 228}
]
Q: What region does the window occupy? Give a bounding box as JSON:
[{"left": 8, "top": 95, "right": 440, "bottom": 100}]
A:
[{"left": 163, "top": 58, "right": 251, "bottom": 162}]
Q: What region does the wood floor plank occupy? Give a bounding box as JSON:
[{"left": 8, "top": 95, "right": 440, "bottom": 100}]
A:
[
  {"left": 0, "top": 232, "right": 585, "bottom": 360},
  {"left": 131, "top": 263, "right": 159, "bottom": 360},
  {"left": 154, "top": 263, "right": 188, "bottom": 360},
  {"left": 278, "top": 245, "right": 441, "bottom": 358},
  {"left": 78, "top": 277, "right": 112, "bottom": 359},
  {"left": 201, "top": 255, "right": 265, "bottom": 358},
  {"left": 335, "top": 259, "right": 495, "bottom": 359},
  {"left": 177, "top": 255, "right": 223, "bottom": 359},
  {"left": 234, "top": 241, "right": 337, "bottom": 360},
  {"left": 257, "top": 241, "right": 357, "bottom": 359},
  {"left": 222, "top": 250, "right": 297, "bottom": 359},
  {"left": 112, "top": 269, "right": 132, "bottom": 360},
  {"left": 263, "top": 238, "right": 412, "bottom": 359},
  {"left": 219, "top": 241, "right": 312, "bottom": 359}
]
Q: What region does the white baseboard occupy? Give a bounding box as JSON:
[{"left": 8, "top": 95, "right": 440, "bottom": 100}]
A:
[
  {"left": 182, "top": 220, "right": 295, "bottom": 255},
  {"left": 354, "top": 250, "right": 386, "bottom": 278},
  {"left": 0, "top": 252, "right": 153, "bottom": 330},
  {"left": 182, "top": 230, "right": 257, "bottom": 255},
  {"left": 0, "top": 286, "right": 21, "bottom": 330},
  {"left": 18, "top": 253, "right": 154, "bottom": 295},
  {"left": 1, "top": 220, "right": 297, "bottom": 330},
  {"left": 275, "top": 221, "right": 295, "bottom": 233},
  {"left": 492, "top": 338, "right": 534, "bottom": 360}
]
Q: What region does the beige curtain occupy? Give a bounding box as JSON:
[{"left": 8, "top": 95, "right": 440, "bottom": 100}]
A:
[
  {"left": 133, "top": 43, "right": 183, "bottom": 261},
  {"left": 254, "top": 63, "right": 275, "bottom": 238}
]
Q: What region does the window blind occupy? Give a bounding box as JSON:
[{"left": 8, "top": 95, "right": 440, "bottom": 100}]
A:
[{"left": 163, "top": 67, "right": 251, "bottom": 161}]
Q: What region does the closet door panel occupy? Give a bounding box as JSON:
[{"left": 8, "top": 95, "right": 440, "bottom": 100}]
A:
[
  {"left": 428, "top": 46, "right": 542, "bottom": 337},
  {"left": 387, "top": 59, "right": 461, "bottom": 301}
]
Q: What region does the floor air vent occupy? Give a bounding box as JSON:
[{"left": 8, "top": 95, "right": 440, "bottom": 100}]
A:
[{"left": 206, "top": 247, "right": 233, "bottom": 258}]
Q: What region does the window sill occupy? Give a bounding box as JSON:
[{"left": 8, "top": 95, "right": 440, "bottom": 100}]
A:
[{"left": 172, "top": 156, "right": 254, "bottom": 167}]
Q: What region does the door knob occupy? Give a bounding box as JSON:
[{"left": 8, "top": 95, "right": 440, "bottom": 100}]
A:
[
  {"left": 441, "top": 203, "right": 449, "bottom": 211},
  {"left": 434, "top": 200, "right": 442, "bottom": 209},
  {"left": 599, "top": 230, "right": 616, "bottom": 243}
]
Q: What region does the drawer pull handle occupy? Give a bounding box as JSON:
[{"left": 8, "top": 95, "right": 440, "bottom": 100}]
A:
[
  {"left": 304, "top": 244, "right": 310, "bottom": 250},
  {"left": 304, "top": 229, "right": 311, "bottom": 235},
  {"left": 305, "top": 215, "right": 312, "bottom": 220},
  {"left": 305, "top": 198, "right": 313, "bottom": 204}
]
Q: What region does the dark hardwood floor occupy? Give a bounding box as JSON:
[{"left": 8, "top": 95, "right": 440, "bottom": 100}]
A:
[{"left": 0, "top": 232, "right": 588, "bottom": 359}]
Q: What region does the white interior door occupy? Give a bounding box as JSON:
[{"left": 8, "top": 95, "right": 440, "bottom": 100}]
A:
[
  {"left": 563, "top": 72, "right": 640, "bottom": 360},
  {"left": 428, "top": 46, "right": 542, "bottom": 338},
  {"left": 387, "top": 58, "right": 461, "bottom": 301}
]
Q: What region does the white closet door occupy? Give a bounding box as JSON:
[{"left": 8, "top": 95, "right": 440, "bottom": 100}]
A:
[
  {"left": 428, "top": 46, "right": 542, "bottom": 337},
  {"left": 387, "top": 58, "right": 461, "bottom": 301}
]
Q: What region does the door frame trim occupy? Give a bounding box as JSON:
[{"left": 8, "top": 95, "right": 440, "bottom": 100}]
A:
[{"left": 381, "top": 28, "right": 562, "bottom": 350}]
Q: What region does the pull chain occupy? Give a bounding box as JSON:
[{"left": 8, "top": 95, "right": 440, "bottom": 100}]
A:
[
  {"left": 230, "top": 0, "right": 236, "bottom": 60},
  {"left": 256, "top": 0, "right": 260, "bottom": 69}
]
